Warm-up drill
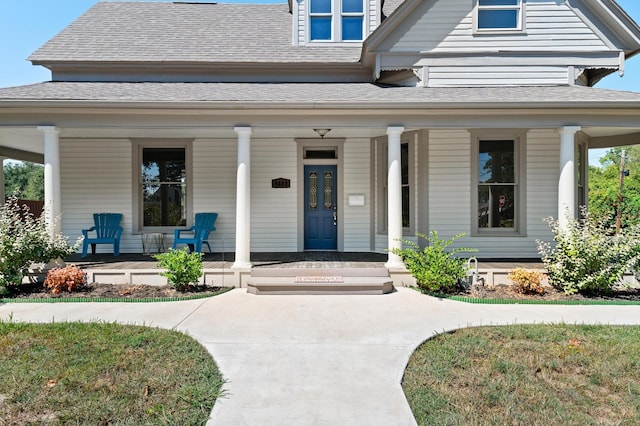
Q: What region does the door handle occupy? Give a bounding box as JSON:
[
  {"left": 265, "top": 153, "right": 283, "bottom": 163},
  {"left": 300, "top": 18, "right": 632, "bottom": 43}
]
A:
[{"left": 333, "top": 207, "right": 337, "bottom": 226}]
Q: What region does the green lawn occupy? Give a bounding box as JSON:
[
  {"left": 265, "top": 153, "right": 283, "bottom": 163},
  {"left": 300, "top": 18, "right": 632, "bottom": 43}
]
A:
[
  {"left": 0, "top": 322, "right": 224, "bottom": 424},
  {"left": 403, "top": 324, "right": 640, "bottom": 425}
]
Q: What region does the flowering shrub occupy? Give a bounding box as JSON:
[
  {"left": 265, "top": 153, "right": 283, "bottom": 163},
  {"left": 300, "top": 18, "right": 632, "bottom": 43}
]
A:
[
  {"left": 44, "top": 264, "right": 87, "bottom": 294},
  {"left": 391, "top": 231, "right": 478, "bottom": 293},
  {"left": 154, "top": 248, "right": 203, "bottom": 291},
  {"left": 507, "top": 268, "right": 546, "bottom": 295},
  {"left": 537, "top": 210, "right": 640, "bottom": 295},
  {"left": 0, "top": 196, "right": 79, "bottom": 295}
]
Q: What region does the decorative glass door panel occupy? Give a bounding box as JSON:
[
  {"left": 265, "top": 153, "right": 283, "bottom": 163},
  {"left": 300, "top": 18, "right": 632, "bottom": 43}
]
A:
[{"left": 304, "top": 165, "right": 337, "bottom": 250}]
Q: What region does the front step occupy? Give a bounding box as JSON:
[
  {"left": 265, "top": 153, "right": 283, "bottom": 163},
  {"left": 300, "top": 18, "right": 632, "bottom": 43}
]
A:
[{"left": 247, "top": 268, "right": 394, "bottom": 295}]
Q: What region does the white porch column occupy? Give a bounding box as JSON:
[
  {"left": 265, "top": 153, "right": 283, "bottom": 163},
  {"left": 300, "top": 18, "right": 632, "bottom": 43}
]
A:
[
  {"left": 232, "top": 126, "right": 252, "bottom": 269},
  {"left": 38, "top": 126, "right": 61, "bottom": 237},
  {"left": 557, "top": 126, "right": 581, "bottom": 230},
  {"left": 0, "top": 156, "right": 5, "bottom": 205},
  {"left": 386, "top": 126, "right": 405, "bottom": 269}
]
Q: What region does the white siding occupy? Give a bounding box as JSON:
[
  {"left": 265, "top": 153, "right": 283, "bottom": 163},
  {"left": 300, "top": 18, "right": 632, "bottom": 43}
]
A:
[
  {"left": 427, "top": 129, "right": 558, "bottom": 258},
  {"left": 428, "top": 65, "right": 568, "bottom": 87},
  {"left": 343, "top": 138, "right": 371, "bottom": 251},
  {"left": 60, "top": 139, "right": 134, "bottom": 254},
  {"left": 297, "top": 0, "right": 306, "bottom": 44},
  {"left": 251, "top": 139, "right": 298, "bottom": 251},
  {"left": 376, "top": 0, "right": 614, "bottom": 86},
  {"left": 381, "top": 0, "right": 609, "bottom": 53},
  {"left": 192, "top": 138, "right": 237, "bottom": 253},
  {"left": 525, "top": 129, "right": 559, "bottom": 250},
  {"left": 368, "top": 0, "right": 378, "bottom": 33},
  {"left": 428, "top": 130, "right": 471, "bottom": 242}
]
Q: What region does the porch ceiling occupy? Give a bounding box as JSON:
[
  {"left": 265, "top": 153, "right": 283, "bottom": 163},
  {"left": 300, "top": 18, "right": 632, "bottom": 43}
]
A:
[{"left": 1, "top": 125, "right": 639, "bottom": 163}]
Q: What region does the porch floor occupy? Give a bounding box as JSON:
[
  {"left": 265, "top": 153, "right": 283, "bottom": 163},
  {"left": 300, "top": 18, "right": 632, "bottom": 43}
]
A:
[{"left": 65, "top": 252, "right": 545, "bottom": 271}]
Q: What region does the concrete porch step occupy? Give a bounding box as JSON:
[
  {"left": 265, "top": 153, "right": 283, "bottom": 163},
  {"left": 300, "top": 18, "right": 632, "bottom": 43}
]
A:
[{"left": 247, "top": 267, "right": 394, "bottom": 295}]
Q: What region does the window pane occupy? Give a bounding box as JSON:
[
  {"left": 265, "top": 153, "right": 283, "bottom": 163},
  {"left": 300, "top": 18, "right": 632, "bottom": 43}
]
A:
[
  {"left": 311, "top": 17, "right": 332, "bottom": 40},
  {"left": 341, "top": 16, "right": 363, "bottom": 40},
  {"left": 143, "top": 183, "right": 186, "bottom": 227},
  {"left": 478, "top": 10, "right": 518, "bottom": 29},
  {"left": 141, "top": 147, "right": 186, "bottom": 227},
  {"left": 478, "top": 140, "right": 514, "bottom": 183},
  {"left": 479, "top": 0, "right": 519, "bottom": 5},
  {"left": 342, "top": 0, "right": 363, "bottom": 13},
  {"left": 402, "top": 186, "right": 410, "bottom": 228},
  {"left": 142, "top": 148, "right": 185, "bottom": 183},
  {"left": 401, "top": 143, "right": 409, "bottom": 185},
  {"left": 310, "top": 0, "right": 331, "bottom": 14},
  {"left": 478, "top": 185, "right": 515, "bottom": 228}
]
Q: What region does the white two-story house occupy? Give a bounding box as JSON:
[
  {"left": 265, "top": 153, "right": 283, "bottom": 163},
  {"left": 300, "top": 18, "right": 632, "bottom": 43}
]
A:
[{"left": 0, "top": 0, "right": 639, "bottom": 286}]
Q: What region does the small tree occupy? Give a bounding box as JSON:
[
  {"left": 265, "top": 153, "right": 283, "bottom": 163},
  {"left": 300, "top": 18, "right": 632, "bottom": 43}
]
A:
[
  {"left": 391, "top": 231, "right": 478, "bottom": 293},
  {"left": 0, "top": 196, "right": 78, "bottom": 294},
  {"left": 154, "top": 248, "right": 203, "bottom": 291}
]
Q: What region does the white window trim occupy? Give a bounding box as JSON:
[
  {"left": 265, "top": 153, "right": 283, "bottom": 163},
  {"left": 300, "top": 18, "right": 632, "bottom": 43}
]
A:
[
  {"left": 470, "top": 130, "right": 527, "bottom": 237},
  {"left": 376, "top": 136, "right": 416, "bottom": 236},
  {"left": 132, "top": 139, "right": 193, "bottom": 234},
  {"left": 473, "top": 0, "right": 526, "bottom": 35},
  {"left": 307, "top": 0, "right": 366, "bottom": 43}
]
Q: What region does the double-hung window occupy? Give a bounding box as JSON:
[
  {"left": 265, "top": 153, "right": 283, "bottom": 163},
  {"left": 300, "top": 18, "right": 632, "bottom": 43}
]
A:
[
  {"left": 472, "top": 131, "right": 526, "bottom": 236},
  {"left": 309, "top": 0, "right": 364, "bottom": 42},
  {"left": 134, "top": 140, "right": 192, "bottom": 231},
  {"left": 476, "top": 0, "right": 524, "bottom": 32}
]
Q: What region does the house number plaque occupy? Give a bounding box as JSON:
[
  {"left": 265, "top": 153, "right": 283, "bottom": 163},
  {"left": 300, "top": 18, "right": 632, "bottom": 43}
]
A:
[{"left": 272, "top": 177, "right": 291, "bottom": 188}]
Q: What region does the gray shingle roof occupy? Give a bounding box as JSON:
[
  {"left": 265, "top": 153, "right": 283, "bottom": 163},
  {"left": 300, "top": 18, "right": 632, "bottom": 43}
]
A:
[
  {"left": 1, "top": 82, "right": 640, "bottom": 107},
  {"left": 29, "top": 2, "right": 361, "bottom": 64}
]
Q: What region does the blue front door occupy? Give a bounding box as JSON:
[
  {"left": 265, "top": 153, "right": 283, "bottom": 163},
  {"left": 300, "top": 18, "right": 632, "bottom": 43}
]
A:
[{"left": 304, "top": 165, "right": 337, "bottom": 250}]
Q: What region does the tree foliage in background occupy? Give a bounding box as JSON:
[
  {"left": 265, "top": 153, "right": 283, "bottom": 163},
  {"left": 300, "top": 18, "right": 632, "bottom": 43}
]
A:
[
  {"left": 589, "top": 145, "right": 640, "bottom": 229},
  {"left": 4, "top": 162, "right": 44, "bottom": 200}
]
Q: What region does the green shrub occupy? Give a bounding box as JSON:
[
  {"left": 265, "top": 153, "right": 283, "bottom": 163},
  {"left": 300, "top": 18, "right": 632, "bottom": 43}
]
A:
[
  {"left": 154, "top": 248, "right": 203, "bottom": 291},
  {"left": 391, "top": 231, "right": 478, "bottom": 293},
  {"left": 0, "top": 196, "right": 78, "bottom": 295},
  {"left": 537, "top": 211, "right": 640, "bottom": 295}
]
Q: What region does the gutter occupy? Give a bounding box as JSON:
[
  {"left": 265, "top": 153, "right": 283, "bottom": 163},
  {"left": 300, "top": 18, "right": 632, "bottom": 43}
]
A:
[{"left": 2, "top": 99, "right": 640, "bottom": 111}]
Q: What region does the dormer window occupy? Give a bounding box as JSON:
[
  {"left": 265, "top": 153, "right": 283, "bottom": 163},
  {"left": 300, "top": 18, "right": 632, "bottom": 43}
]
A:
[
  {"left": 309, "top": 0, "right": 365, "bottom": 42},
  {"left": 476, "top": 0, "right": 524, "bottom": 32}
]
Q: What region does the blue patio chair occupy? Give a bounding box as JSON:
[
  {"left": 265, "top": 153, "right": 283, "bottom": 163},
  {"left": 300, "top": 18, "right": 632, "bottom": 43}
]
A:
[
  {"left": 173, "top": 212, "right": 218, "bottom": 253},
  {"left": 81, "top": 213, "right": 123, "bottom": 257}
]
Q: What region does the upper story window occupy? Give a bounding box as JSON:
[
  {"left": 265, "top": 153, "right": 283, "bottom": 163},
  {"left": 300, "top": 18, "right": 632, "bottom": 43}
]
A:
[
  {"left": 310, "top": 0, "right": 365, "bottom": 42},
  {"left": 476, "top": 0, "right": 524, "bottom": 32}
]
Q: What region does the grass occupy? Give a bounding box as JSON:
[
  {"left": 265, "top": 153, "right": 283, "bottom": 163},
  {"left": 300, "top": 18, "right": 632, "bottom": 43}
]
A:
[
  {"left": 403, "top": 324, "right": 640, "bottom": 425},
  {"left": 0, "top": 322, "right": 225, "bottom": 425}
]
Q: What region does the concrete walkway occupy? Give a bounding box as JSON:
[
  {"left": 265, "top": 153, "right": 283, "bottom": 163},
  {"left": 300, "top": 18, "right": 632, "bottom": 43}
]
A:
[{"left": 3, "top": 287, "right": 640, "bottom": 425}]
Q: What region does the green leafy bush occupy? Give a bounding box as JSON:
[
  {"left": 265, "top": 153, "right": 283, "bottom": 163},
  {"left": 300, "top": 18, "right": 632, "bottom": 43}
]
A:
[
  {"left": 154, "top": 248, "right": 203, "bottom": 291},
  {"left": 391, "top": 231, "right": 478, "bottom": 293},
  {"left": 0, "top": 196, "right": 78, "bottom": 295},
  {"left": 537, "top": 211, "right": 640, "bottom": 295}
]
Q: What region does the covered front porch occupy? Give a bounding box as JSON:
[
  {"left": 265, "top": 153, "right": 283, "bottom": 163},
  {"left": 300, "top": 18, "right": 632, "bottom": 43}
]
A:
[{"left": 63, "top": 251, "right": 545, "bottom": 291}]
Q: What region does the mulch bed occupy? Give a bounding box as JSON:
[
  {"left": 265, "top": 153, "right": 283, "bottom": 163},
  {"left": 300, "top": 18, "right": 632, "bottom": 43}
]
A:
[
  {"left": 2, "top": 282, "right": 227, "bottom": 300},
  {"left": 453, "top": 284, "right": 640, "bottom": 303}
]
